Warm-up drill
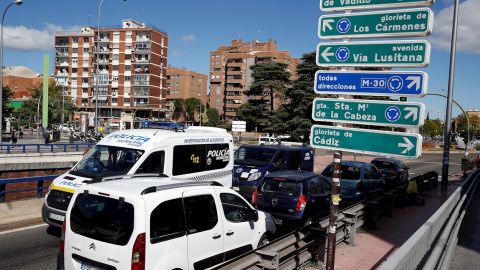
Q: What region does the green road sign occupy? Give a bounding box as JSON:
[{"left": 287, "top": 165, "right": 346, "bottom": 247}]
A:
[
  {"left": 310, "top": 125, "right": 422, "bottom": 158},
  {"left": 319, "top": 8, "right": 433, "bottom": 39},
  {"left": 320, "top": 0, "right": 435, "bottom": 12},
  {"left": 316, "top": 40, "right": 431, "bottom": 68},
  {"left": 312, "top": 98, "right": 425, "bottom": 127}
]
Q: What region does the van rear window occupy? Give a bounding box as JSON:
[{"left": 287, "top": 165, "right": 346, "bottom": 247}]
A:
[
  {"left": 260, "top": 178, "right": 301, "bottom": 197},
  {"left": 70, "top": 194, "right": 134, "bottom": 246},
  {"left": 172, "top": 144, "right": 230, "bottom": 176}
]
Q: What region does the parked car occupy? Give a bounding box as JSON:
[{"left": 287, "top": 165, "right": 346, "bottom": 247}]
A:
[
  {"left": 321, "top": 161, "right": 384, "bottom": 205},
  {"left": 58, "top": 177, "right": 276, "bottom": 270},
  {"left": 370, "top": 158, "right": 409, "bottom": 190},
  {"left": 277, "top": 134, "right": 291, "bottom": 140},
  {"left": 258, "top": 134, "right": 279, "bottom": 145},
  {"left": 233, "top": 144, "right": 314, "bottom": 200},
  {"left": 252, "top": 171, "right": 331, "bottom": 228}
]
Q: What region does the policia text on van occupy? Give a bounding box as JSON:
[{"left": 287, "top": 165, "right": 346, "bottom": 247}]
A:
[{"left": 42, "top": 125, "right": 234, "bottom": 228}]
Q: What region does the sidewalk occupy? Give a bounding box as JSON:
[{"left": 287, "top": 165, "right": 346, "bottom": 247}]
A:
[{"left": 308, "top": 154, "right": 470, "bottom": 270}]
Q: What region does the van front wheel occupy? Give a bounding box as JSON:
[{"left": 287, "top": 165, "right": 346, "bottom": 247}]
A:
[{"left": 257, "top": 234, "right": 269, "bottom": 248}]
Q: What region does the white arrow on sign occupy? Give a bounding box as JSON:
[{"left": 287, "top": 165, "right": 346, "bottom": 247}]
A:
[
  {"left": 398, "top": 137, "right": 414, "bottom": 154},
  {"left": 322, "top": 19, "right": 335, "bottom": 32},
  {"left": 406, "top": 76, "right": 421, "bottom": 91},
  {"left": 404, "top": 107, "right": 418, "bottom": 122},
  {"left": 321, "top": 47, "right": 334, "bottom": 62}
]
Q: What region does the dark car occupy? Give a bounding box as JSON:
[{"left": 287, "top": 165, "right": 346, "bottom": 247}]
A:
[
  {"left": 370, "top": 158, "right": 409, "bottom": 190},
  {"left": 252, "top": 171, "right": 331, "bottom": 228},
  {"left": 321, "top": 161, "right": 384, "bottom": 205}
]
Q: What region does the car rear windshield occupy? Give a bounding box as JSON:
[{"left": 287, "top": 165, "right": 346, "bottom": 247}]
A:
[
  {"left": 260, "top": 178, "right": 301, "bottom": 197},
  {"left": 234, "top": 147, "right": 276, "bottom": 166},
  {"left": 371, "top": 161, "right": 396, "bottom": 170},
  {"left": 70, "top": 194, "right": 134, "bottom": 246},
  {"left": 323, "top": 164, "right": 361, "bottom": 180}
]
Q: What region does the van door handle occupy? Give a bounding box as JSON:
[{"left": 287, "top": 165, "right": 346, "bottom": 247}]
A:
[
  {"left": 213, "top": 233, "right": 221, "bottom": 239},
  {"left": 226, "top": 231, "right": 234, "bottom": 236}
]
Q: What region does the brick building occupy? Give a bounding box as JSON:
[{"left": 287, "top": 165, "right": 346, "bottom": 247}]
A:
[
  {"left": 2, "top": 66, "right": 54, "bottom": 99},
  {"left": 165, "top": 65, "right": 207, "bottom": 122},
  {"left": 208, "top": 39, "right": 300, "bottom": 121},
  {"left": 54, "top": 19, "right": 168, "bottom": 130}
]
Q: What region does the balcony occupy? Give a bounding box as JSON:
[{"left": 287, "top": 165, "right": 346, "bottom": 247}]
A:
[
  {"left": 55, "top": 62, "right": 69, "bottom": 67},
  {"left": 56, "top": 72, "right": 68, "bottom": 77},
  {"left": 133, "top": 58, "right": 150, "bottom": 64},
  {"left": 55, "top": 52, "right": 69, "bottom": 57},
  {"left": 136, "top": 37, "right": 150, "bottom": 42},
  {"left": 55, "top": 42, "right": 69, "bottom": 47},
  {"left": 133, "top": 47, "right": 150, "bottom": 54},
  {"left": 98, "top": 69, "right": 109, "bottom": 75},
  {"left": 133, "top": 81, "right": 150, "bottom": 86},
  {"left": 96, "top": 59, "right": 109, "bottom": 65}
]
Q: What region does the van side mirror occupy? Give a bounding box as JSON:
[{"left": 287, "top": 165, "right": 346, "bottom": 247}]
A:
[{"left": 249, "top": 209, "right": 259, "bottom": 222}]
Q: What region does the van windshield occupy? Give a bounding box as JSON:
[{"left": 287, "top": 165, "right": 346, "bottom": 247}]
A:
[
  {"left": 70, "top": 194, "right": 134, "bottom": 246},
  {"left": 234, "top": 147, "right": 276, "bottom": 166},
  {"left": 70, "top": 145, "right": 144, "bottom": 178}
]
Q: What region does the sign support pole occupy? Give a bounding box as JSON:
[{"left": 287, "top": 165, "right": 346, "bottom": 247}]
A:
[
  {"left": 326, "top": 150, "right": 342, "bottom": 269},
  {"left": 441, "top": 0, "right": 460, "bottom": 191}
]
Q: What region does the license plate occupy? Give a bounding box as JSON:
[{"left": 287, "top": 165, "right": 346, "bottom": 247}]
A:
[
  {"left": 49, "top": 213, "right": 65, "bottom": 222},
  {"left": 232, "top": 187, "right": 240, "bottom": 191},
  {"left": 274, "top": 219, "right": 282, "bottom": 225},
  {"left": 80, "top": 261, "right": 104, "bottom": 270}
]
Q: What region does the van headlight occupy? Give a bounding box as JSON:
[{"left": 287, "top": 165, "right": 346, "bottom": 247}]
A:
[{"left": 248, "top": 172, "right": 262, "bottom": 181}]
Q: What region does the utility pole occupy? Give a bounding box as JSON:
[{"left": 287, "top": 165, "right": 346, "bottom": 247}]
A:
[{"left": 326, "top": 151, "right": 342, "bottom": 270}]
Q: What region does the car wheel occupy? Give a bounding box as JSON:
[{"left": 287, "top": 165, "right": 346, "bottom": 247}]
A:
[
  {"left": 257, "top": 234, "right": 269, "bottom": 248},
  {"left": 304, "top": 217, "right": 313, "bottom": 226}
]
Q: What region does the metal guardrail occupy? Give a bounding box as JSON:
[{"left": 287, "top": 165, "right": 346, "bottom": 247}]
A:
[
  {"left": 0, "top": 175, "right": 59, "bottom": 202},
  {"left": 0, "top": 143, "right": 95, "bottom": 154},
  {"left": 379, "top": 168, "right": 480, "bottom": 270},
  {"left": 212, "top": 172, "right": 442, "bottom": 270}
]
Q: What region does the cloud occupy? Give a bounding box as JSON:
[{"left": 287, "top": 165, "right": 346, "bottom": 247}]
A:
[
  {"left": 171, "top": 51, "right": 183, "bottom": 57},
  {"left": 3, "top": 23, "right": 79, "bottom": 52},
  {"left": 181, "top": 34, "right": 197, "bottom": 43},
  {"left": 429, "top": 0, "right": 480, "bottom": 54}
]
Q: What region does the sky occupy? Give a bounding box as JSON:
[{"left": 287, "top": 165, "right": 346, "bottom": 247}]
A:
[{"left": 1, "top": 0, "right": 479, "bottom": 121}]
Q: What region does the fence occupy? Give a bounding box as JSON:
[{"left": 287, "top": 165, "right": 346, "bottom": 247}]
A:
[
  {"left": 0, "top": 175, "right": 59, "bottom": 202},
  {"left": 0, "top": 143, "right": 95, "bottom": 154}
]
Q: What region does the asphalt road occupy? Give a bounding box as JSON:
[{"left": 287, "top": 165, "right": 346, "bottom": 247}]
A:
[{"left": 0, "top": 151, "right": 472, "bottom": 270}]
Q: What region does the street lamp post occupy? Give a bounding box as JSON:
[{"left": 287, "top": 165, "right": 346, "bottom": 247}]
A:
[
  {"left": 0, "top": 0, "right": 22, "bottom": 138},
  {"left": 36, "top": 94, "right": 43, "bottom": 140},
  {"left": 96, "top": 0, "right": 126, "bottom": 136},
  {"left": 199, "top": 78, "right": 202, "bottom": 126}
]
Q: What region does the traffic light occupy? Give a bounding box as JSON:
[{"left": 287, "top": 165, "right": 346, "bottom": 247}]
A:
[
  {"left": 400, "top": 97, "right": 408, "bottom": 102},
  {"left": 461, "top": 130, "right": 468, "bottom": 144}
]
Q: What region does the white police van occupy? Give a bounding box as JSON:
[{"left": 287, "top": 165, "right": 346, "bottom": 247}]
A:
[
  {"left": 57, "top": 176, "right": 276, "bottom": 270},
  {"left": 43, "top": 124, "right": 234, "bottom": 228}
]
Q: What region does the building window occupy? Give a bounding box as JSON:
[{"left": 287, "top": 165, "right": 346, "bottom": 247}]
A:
[
  {"left": 112, "top": 76, "right": 118, "bottom": 81},
  {"left": 125, "top": 76, "right": 131, "bottom": 82},
  {"left": 83, "top": 37, "right": 89, "bottom": 43},
  {"left": 72, "top": 48, "right": 78, "bottom": 53},
  {"left": 113, "top": 54, "right": 119, "bottom": 60},
  {"left": 83, "top": 60, "right": 89, "bottom": 64},
  {"left": 125, "top": 65, "right": 131, "bottom": 71},
  {"left": 191, "top": 91, "right": 194, "bottom": 95},
  {"left": 72, "top": 59, "right": 78, "bottom": 64},
  {"left": 191, "top": 76, "right": 195, "bottom": 80},
  {"left": 72, "top": 38, "right": 78, "bottom": 44},
  {"left": 83, "top": 48, "right": 89, "bottom": 53},
  {"left": 124, "top": 97, "right": 130, "bottom": 104},
  {"left": 112, "top": 98, "right": 118, "bottom": 103},
  {"left": 175, "top": 82, "right": 179, "bottom": 86}
]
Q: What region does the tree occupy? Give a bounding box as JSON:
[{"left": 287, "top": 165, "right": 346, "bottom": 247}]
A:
[
  {"left": 244, "top": 62, "right": 291, "bottom": 112},
  {"left": 456, "top": 113, "right": 480, "bottom": 138},
  {"left": 2, "top": 85, "right": 14, "bottom": 128},
  {"left": 172, "top": 97, "right": 203, "bottom": 122},
  {"left": 420, "top": 119, "right": 443, "bottom": 139},
  {"left": 236, "top": 103, "right": 269, "bottom": 133},
  {"left": 283, "top": 52, "right": 331, "bottom": 142},
  {"left": 18, "top": 82, "right": 75, "bottom": 126},
  {"left": 204, "top": 108, "right": 220, "bottom": 127}
]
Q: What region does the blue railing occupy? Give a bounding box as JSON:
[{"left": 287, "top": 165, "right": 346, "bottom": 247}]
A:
[
  {"left": 0, "top": 175, "right": 59, "bottom": 202},
  {"left": 0, "top": 143, "right": 96, "bottom": 154}
]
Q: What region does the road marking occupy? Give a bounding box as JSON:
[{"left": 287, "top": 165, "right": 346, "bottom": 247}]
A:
[{"left": 0, "top": 223, "right": 47, "bottom": 235}]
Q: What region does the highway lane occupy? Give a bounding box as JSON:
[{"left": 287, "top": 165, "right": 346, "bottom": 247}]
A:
[
  {"left": 0, "top": 225, "right": 59, "bottom": 270},
  {"left": 0, "top": 151, "right": 472, "bottom": 270}
]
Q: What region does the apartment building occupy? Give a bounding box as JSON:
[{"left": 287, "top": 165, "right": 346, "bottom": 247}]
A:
[
  {"left": 165, "top": 65, "right": 207, "bottom": 121},
  {"left": 209, "top": 39, "right": 300, "bottom": 121},
  {"left": 54, "top": 19, "right": 168, "bottom": 130}
]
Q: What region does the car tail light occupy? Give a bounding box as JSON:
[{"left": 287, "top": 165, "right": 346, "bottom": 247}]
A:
[
  {"left": 252, "top": 188, "right": 258, "bottom": 206},
  {"left": 132, "top": 233, "right": 146, "bottom": 270},
  {"left": 391, "top": 171, "right": 397, "bottom": 176},
  {"left": 60, "top": 219, "right": 66, "bottom": 252},
  {"left": 295, "top": 194, "right": 307, "bottom": 212},
  {"left": 356, "top": 182, "right": 364, "bottom": 193}
]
